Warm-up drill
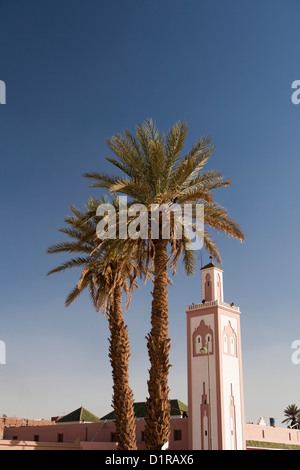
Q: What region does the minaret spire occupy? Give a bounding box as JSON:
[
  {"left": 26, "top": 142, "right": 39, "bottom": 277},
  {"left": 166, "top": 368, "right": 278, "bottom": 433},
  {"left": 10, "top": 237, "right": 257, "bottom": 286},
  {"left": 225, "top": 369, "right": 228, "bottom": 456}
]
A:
[{"left": 201, "top": 259, "right": 224, "bottom": 302}]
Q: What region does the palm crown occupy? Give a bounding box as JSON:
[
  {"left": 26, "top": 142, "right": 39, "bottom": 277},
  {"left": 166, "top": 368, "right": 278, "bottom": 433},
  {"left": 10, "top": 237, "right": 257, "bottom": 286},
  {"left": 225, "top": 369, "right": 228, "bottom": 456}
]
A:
[
  {"left": 47, "top": 197, "right": 144, "bottom": 312},
  {"left": 282, "top": 404, "right": 300, "bottom": 428},
  {"left": 84, "top": 119, "right": 245, "bottom": 266}
]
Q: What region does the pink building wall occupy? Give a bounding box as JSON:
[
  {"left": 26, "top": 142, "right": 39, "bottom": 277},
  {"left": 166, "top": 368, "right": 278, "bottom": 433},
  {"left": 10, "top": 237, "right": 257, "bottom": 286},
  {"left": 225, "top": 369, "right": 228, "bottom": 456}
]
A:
[
  {"left": 2, "top": 421, "right": 300, "bottom": 450},
  {"left": 3, "top": 418, "right": 189, "bottom": 450},
  {"left": 0, "top": 440, "right": 81, "bottom": 451},
  {"left": 245, "top": 424, "right": 300, "bottom": 447}
]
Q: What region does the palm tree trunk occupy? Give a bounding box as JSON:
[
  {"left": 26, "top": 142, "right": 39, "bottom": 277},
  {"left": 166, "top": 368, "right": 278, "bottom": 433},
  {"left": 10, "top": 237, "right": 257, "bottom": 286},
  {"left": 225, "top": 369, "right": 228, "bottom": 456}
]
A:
[
  {"left": 108, "top": 285, "right": 137, "bottom": 450},
  {"left": 145, "top": 238, "right": 171, "bottom": 450}
]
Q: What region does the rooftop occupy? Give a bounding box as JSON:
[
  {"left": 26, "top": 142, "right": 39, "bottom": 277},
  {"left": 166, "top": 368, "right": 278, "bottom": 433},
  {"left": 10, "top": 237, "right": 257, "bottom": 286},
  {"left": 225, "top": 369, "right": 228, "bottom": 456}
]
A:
[
  {"left": 56, "top": 406, "right": 100, "bottom": 424},
  {"left": 101, "top": 399, "right": 188, "bottom": 421},
  {"left": 200, "top": 261, "right": 223, "bottom": 271}
]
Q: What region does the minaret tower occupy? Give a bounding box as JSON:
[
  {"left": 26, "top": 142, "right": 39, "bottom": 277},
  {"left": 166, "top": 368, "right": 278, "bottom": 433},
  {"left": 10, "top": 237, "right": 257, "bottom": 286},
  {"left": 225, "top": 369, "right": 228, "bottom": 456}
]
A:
[{"left": 186, "top": 260, "right": 246, "bottom": 450}]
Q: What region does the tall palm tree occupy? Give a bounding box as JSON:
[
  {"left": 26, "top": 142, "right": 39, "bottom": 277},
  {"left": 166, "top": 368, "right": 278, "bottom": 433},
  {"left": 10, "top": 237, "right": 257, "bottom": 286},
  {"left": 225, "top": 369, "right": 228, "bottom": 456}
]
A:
[
  {"left": 47, "top": 197, "right": 142, "bottom": 450},
  {"left": 282, "top": 404, "right": 300, "bottom": 429},
  {"left": 84, "top": 119, "right": 246, "bottom": 449}
]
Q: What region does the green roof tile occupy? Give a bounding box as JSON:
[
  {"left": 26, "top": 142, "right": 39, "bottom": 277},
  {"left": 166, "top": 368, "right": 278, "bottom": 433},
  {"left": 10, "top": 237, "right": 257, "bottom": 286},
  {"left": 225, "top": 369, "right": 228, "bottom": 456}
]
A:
[
  {"left": 100, "top": 399, "right": 188, "bottom": 421},
  {"left": 200, "top": 262, "right": 223, "bottom": 271},
  {"left": 56, "top": 406, "right": 100, "bottom": 423}
]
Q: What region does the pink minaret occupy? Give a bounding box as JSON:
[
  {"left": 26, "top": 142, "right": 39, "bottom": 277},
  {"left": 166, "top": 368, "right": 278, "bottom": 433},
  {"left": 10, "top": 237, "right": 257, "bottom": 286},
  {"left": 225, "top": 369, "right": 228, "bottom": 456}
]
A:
[{"left": 186, "top": 261, "right": 246, "bottom": 450}]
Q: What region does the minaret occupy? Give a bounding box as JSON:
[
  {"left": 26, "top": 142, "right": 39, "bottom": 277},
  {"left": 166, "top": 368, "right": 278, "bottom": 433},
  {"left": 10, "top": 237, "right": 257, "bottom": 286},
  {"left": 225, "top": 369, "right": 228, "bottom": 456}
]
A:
[{"left": 186, "top": 261, "right": 246, "bottom": 450}]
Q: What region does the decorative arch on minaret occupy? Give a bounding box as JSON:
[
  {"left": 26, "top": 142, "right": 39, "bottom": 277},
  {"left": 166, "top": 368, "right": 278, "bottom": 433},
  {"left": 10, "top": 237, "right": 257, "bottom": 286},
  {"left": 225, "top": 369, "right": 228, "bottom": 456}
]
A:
[
  {"left": 217, "top": 273, "right": 222, "bottom": 301},
  {"left": 200, "top": 382, "right": 210, "bottom": 450},
  {"left": 223, "top": 321, "right": 237, "bottom": 357},
  {"left": 204, "top": 273, "right": 212, "bottom": 301},
  {"left": 193, "top": 319, "right": 214, "bottom": 357},
  {"left": 229, "top": 383, "right": 237, "bottom": 450}
]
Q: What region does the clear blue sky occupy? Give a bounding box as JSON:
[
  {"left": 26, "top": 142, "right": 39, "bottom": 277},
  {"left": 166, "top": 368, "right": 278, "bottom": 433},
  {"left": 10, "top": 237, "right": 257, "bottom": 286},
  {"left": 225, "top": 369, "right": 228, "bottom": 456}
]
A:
[{"left": 0, "top": 0, "right": 300, "bottom": 425}]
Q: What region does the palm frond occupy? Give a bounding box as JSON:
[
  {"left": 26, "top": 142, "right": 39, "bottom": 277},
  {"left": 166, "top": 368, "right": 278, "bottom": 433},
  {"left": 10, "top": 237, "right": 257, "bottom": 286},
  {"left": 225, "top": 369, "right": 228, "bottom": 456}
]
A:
[
  {"left": 65, "top": 284, "right": 83, "bottom": 307},
  {"left": 47, "top": 256, "right": 91, "bottom": 276},
  {"left": 204, "top": 202, "right": 246, "bottom": 242},
  {"left": 203, "top": 230, "right": 222, "bottom": 264},
  {"left": 83, "top": 172, "right": 121, "bottom": 190},
  {"left": 47, "top": 241, "right": 92, "bottom": 255}
]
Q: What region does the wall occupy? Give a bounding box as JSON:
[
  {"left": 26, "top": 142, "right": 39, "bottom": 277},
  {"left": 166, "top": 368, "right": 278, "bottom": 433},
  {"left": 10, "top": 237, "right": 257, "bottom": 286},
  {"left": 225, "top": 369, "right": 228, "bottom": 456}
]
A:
[
  {"left": 3, "top": 418, "right": 189, "bottom": 450},
  {"left": 0, "top": 417, "right": 54, "bottom": 439},
  {"left": 3, "top": 419, "right": 298, "bottom": 450},
  {"left": 0, "top": 440, "right": 81, "bottom": 451},
  {"left": 245, "top": 424, "right": 300, "bottom": 447}
]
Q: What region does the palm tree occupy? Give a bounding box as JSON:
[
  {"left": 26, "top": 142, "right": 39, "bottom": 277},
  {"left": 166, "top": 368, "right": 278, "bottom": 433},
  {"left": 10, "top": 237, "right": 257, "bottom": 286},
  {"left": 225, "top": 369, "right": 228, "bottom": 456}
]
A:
[
  {"left": 84, "top": 119, "right": 246, "bottom": 449},
  {"left": 47, "top": 197, "right": 142, "bottom": 450},
  {"left": 282, "top": 404, "right": 300, "bottom": 429},
  {"left": 297, "top": 413, "right": 300, "bottom": 430}
]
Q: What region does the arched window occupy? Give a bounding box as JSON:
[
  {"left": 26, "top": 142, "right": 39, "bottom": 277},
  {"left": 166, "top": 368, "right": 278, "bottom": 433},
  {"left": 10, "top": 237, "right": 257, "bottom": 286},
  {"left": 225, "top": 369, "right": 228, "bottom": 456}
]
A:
[
  {"left": 230, "top": 337, "right": 235, "bottom": 356},
  {"left": 196, "top": 335, "right": 202, "bottom": 354},
  {"left": 217, "top": 273, "right": 222, "bottom": 300},
  {"left": 224, "top": 334, "right": 228, "bottom": 354},
  {"left": 223, "top": 321, "right": 237, "bottom": 357},
  {"left": 192, "top": 320, "right": 214, "bottom": 357},
  {"left": 205, "top": 273, "right": 212, "bottom": 301},
  {"left": 205, "top": 334, "right": 212, "bottom": 353}
]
